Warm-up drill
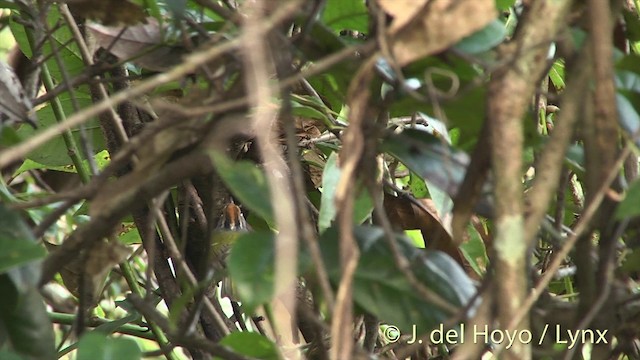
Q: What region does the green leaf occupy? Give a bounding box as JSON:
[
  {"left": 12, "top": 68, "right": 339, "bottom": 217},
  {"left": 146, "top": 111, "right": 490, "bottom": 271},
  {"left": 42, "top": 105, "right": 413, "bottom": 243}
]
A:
[
  {"left": 228, "top": 232, "right": 276, "bottom": 313},
  {"left": 216, "top": 332, "right": 280, "bottom": 360},
  {"left": 0, "top": 126, "right": 23, "bottom": 147},
  {"left": 0, "top": 276, "right": 56, "bottom": 360},
  {"left": 14, "top": 159, "right": 73, "bottom": 175},
  {"left": 77, "top": 333, "right": 141, "bottom": 360},
  {"left": 318, "top": 152, "right": 373, "bottom": 233},
  {"left": 318, "top": 152, "right": 342, "bottom": 232},
  {"left": 0, "top": 204, "right": 46, "bottom": 275},
  {"left": 454, "top": 20, "right": 506, "bottom": 54},
  {"left": 320, "top": 226, "right": 477, "bottom": 333},
  {"left": 209, "top": 152, "right": 274, "bottom": 226},
  {"left": 433, "top": 88, "right": 486, "bottom": 150},
  {"left": 615, "top": 70, "right": 640, "bottom": 93},
  {"left": 0, "top": 240, "right": 46, "bottom": 276},
  {"left": 91, "top": 313, "right": 141, "bottom": 336},
  {"left": 408, "top": 172, "right": 429, "bottom": 198},
  {"left": 549, "top": 60, "right": 565, "bottom": 90},
  {"left": 322, "top": 0, "right": 369, "bottom": 33},
  {"left": 459, "top": 224, "right": 488, "bottom": 276},
  {"left": 616, "top": 54, "right": 640, "bottom": 75},
  {"left": 616, "top": 92, "right": 640, "bottom": 146},
  {"left": 16, "top": 95, "right": 105, "bottom": 167},
  {"left": 564, "top": 143, "right": 585, "bottom": 174},
  {"left": 291, "top": 99, "right": 329, "bottom": 122},
  {"left": 495, "top": 0, "right": 516, "bottom": 10},
  {"left": 11, "top": 7, "right": 85, "bottom": 80},
  {"left": 621, "top": 249, "right": 640, "bottom": 273},
  {"left": 381, "top": 129, "right": 490, "bottom": 210},
  {"left": 228, "top": 232, "right": 311, "bottom": 313},
  {"left": 615, "top": 178, "right": 640, "bottom": 219},
  {"left": 118, "top": 223, "right": 141, "bottom": 245}
]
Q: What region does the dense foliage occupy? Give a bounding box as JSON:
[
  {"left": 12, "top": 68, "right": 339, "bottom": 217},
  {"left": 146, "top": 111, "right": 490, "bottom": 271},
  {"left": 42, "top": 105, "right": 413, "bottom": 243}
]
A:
[{"left": 0, "top": 0, "right": 639, "bottom": 359}]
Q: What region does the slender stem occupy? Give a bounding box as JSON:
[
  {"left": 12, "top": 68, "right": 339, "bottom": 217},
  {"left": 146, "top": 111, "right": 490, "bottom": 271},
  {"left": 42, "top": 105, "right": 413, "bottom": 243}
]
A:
[
  {"left": 48, "top": 312, "right": 156, "bottom": 340},
  {"left": 119, "top": 261, "right": 179, "bottom": 360},
  {"left": 25, "top": 27, "right": 91, "bottom": 184}
]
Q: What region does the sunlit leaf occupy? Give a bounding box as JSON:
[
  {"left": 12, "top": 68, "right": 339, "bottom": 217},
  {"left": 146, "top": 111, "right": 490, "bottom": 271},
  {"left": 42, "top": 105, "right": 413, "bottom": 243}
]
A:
[
  {"left": 459, "top": 223, "right": 488, "bottom": 276},
  {"left": 379, "top": 0, "right": 496, "bottom": 66},
  {"left": 408, "top": 172, "right": 429, "bottom": 198},
  {"left": 495, "top": 0, "right": 516, "bottom": 10},
  {"left": 549, "top": 60, "right": 565, "bottom": 90}
]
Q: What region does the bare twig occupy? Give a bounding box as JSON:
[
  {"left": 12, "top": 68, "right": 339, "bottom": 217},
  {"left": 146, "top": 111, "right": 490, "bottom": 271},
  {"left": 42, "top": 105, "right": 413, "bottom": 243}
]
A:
[
  {"left": 150, "top": 195, "right": 232, "bottom": 336},
  {"left": 241, "top": 0, "right": 303, "bottom": 349},
  {"left": 330, "top": 54, "right": 379, "bottom": 360}
]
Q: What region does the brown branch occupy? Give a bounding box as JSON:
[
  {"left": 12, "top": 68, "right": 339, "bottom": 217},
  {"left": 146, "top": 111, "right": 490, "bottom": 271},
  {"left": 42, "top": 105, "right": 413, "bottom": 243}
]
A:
[
  {"left": 331, "top": 54, "right": 378, "bottom": 360},
  {"left": 241, "top": 0, "right": 304, "bottom": 348},
  {"left": 487, "top": 2, "right": 576, "bottom": 359},
  {"left": 39, "top": 152, "right": 214, "bottom": 286},
  {"left": 493, "top": 144, "right": 633, "bottom": 358},
  {"left": 271, "top": 30, "right": 336, "bottom": 312}
]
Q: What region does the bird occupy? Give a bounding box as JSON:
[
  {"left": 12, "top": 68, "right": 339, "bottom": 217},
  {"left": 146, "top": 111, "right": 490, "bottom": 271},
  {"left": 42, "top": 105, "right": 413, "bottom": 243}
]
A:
[
  {"left": 210, "top": 201, "right": 249, "bottom": 298},
  {"left": 0, "top": 61, "right": 37, "bottom": 129}
]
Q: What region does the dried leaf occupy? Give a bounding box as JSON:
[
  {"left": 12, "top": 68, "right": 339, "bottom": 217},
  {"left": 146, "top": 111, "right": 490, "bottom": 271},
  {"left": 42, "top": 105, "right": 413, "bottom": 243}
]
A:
[
  {"left": 87, "top": 19, "right": 187, "bottom": 71},
  {"left": 46, "top": 239, "right": 129, "bottom": 302},
  {"left": 384, "top": 193, "right": 467, "bottom": 268},
  {"left": 379, "top": 0, "right": 497, "bottom": 66},
  {"left": 85, "top": 240, "right": 130, "bottom": 281},
  {"left": 64, "top": 0, "right": 146, "bottom": 26},
  {"left": 0, "top": 61, "right": 37, "bottom": 128}
]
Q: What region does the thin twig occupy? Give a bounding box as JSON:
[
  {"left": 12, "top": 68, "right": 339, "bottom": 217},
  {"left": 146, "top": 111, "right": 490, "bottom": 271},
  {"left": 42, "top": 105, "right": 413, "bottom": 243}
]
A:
[
  {"left": 150, "top": 195, "right": 233, "bottom": 336},
  {"left": 241, "top": 0, "right": 303, "bottom": 347}
]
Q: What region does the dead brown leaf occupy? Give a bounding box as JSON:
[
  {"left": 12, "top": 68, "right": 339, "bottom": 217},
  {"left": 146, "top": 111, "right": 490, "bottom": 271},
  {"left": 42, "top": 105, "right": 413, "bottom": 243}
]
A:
[
  {"left": 64, "top": 0, "right": 146, "bottom": 26},
  {"left": 384, "top": 193, "right": 470, "bottom": 271},
  {"left": 46, "top": 240, "right": 129, "bottom": 302},
  {"left": 87, "top": 19, "right": 187, "bottom": 71},
  {"left": 379, "top": 0, "right": 497, "bottom": 66}
]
